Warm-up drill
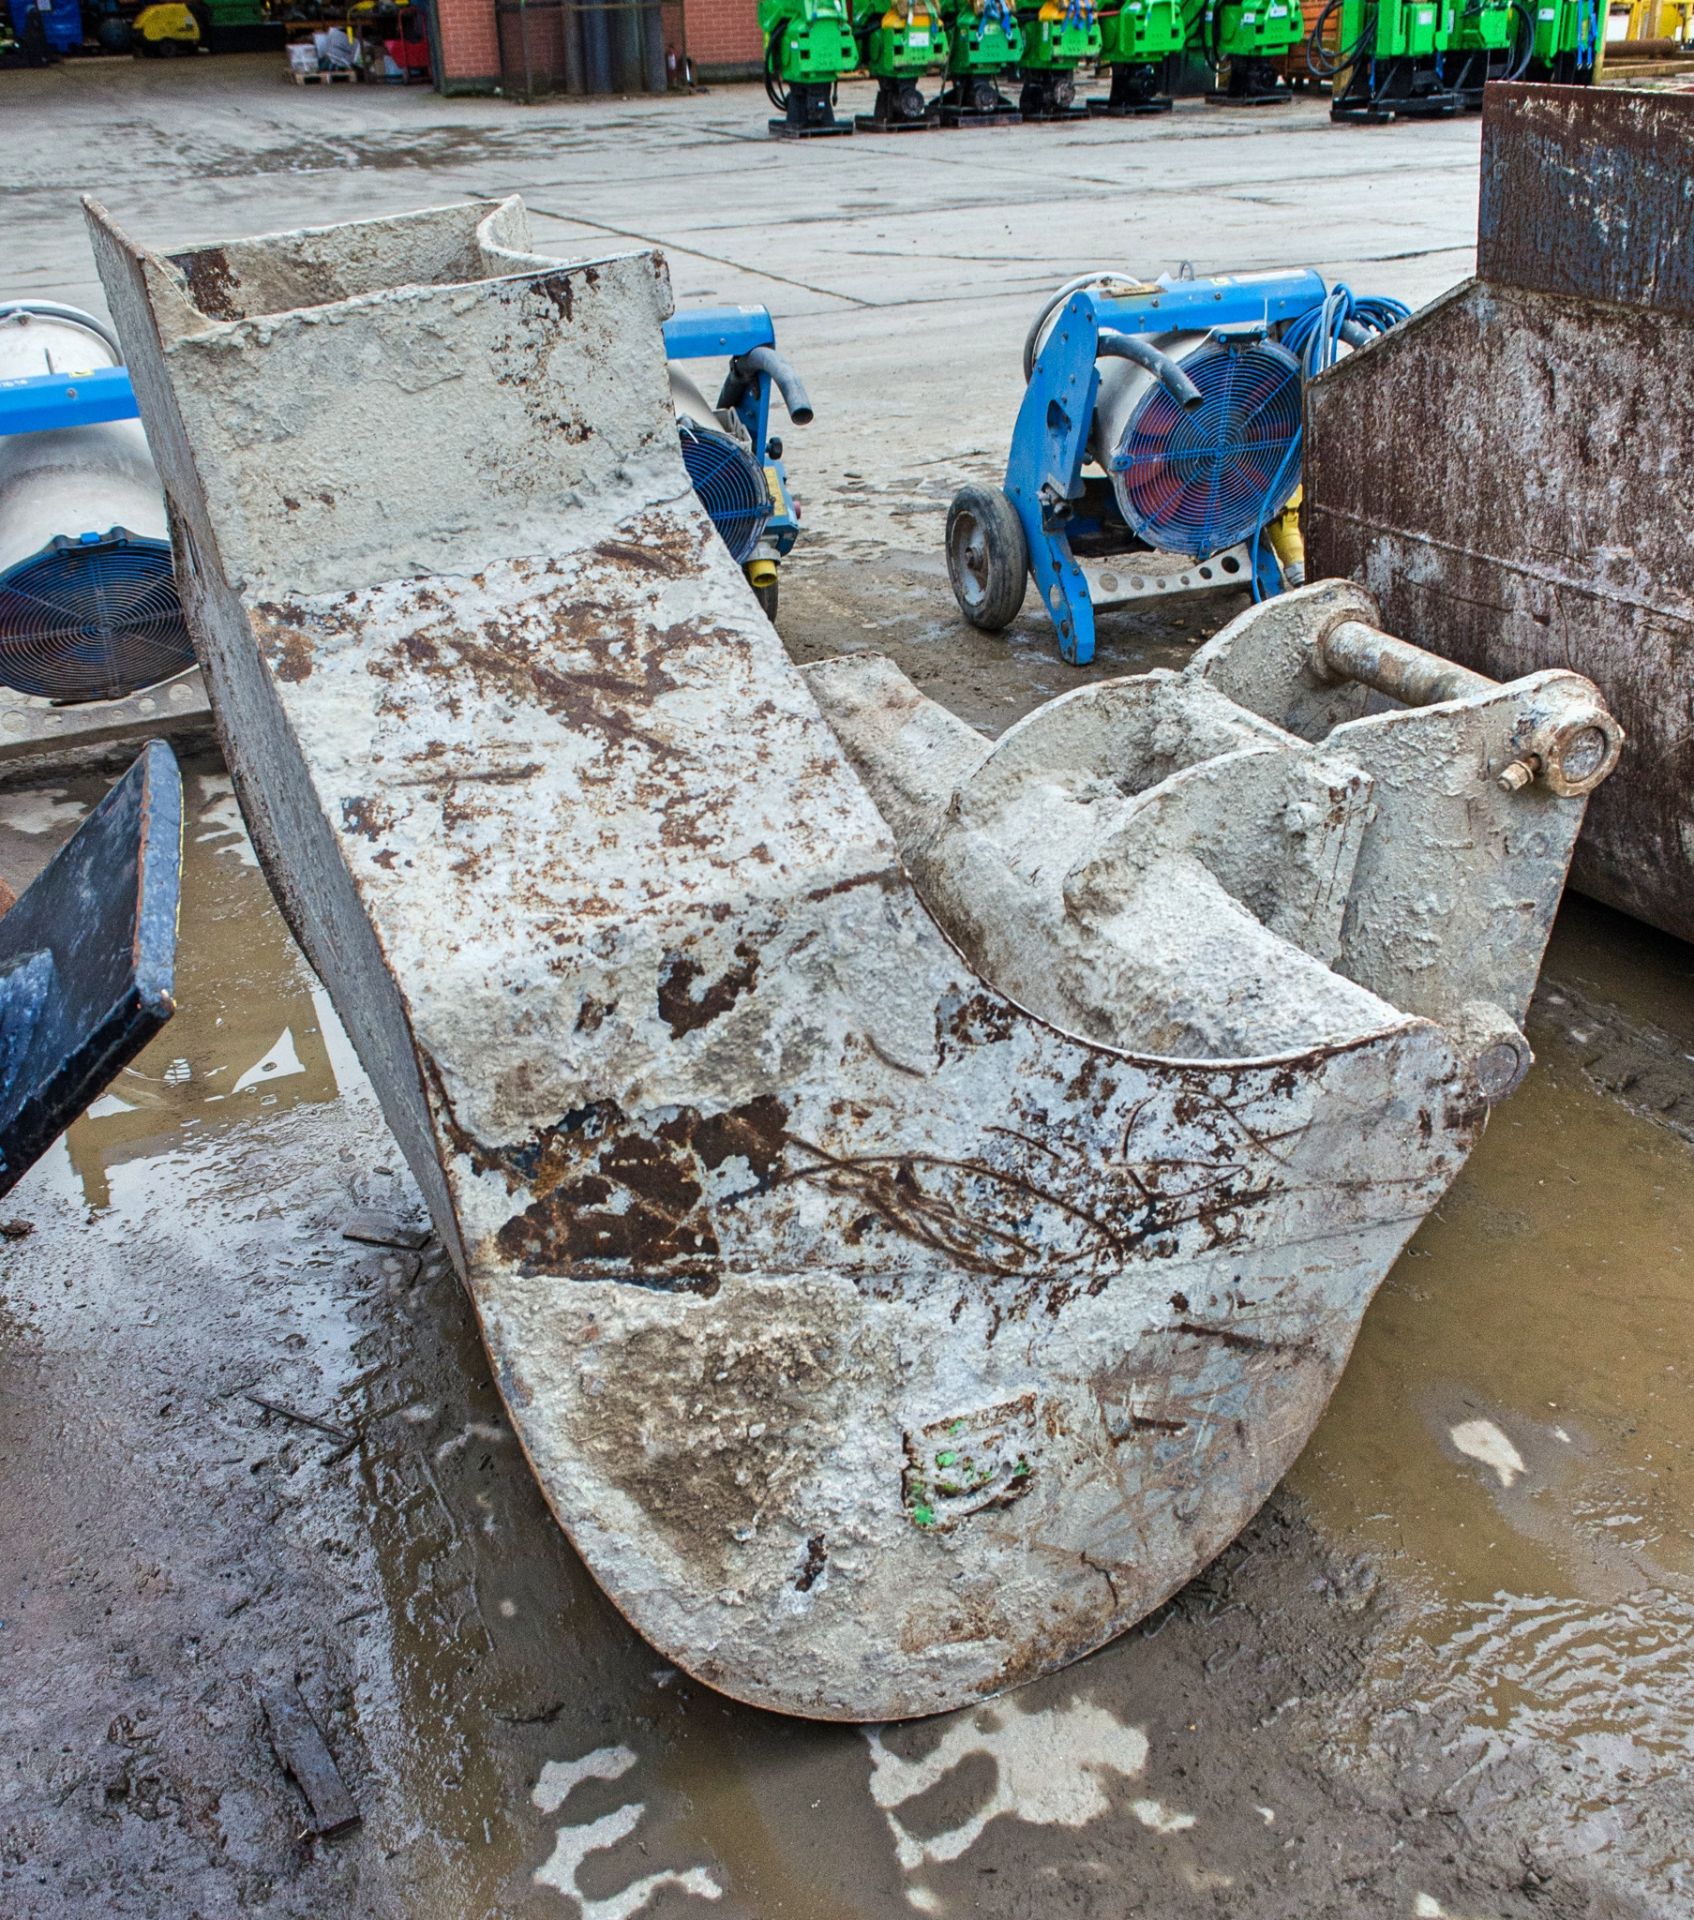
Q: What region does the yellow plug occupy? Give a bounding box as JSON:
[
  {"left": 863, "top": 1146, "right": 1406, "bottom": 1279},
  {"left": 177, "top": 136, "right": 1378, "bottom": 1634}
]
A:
[{"left": 1266, "top": 484, "right": 1306, "bottom": 587}]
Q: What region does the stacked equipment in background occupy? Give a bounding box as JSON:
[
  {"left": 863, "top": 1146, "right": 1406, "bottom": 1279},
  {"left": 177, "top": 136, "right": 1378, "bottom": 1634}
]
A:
[
  {"left": 856, "top": 0, "right": 950, "bottom": 126},
  {"left": 937, "top": 0, "right": 1024, "bottom": 121},
  {"left": 1190, "top": 0, "right": 1304, "bottom": 101},
  {"left": 761, "top": 0, "right": 1597, "bottom": 130},
  {"left": 1015, "top": 0, "right": 1103, "bottom": 116},
  {"left": 1308, "top": 0, "right": 1594, "bottom": 120},
  {"left": 1091, "top": 0, "right": 1185, "bottom": 113}
]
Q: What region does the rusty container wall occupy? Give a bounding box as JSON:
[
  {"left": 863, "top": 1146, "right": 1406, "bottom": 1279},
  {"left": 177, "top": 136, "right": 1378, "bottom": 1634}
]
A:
[{"left": 1304, "top": 83, "right": 1694, "bottom": 945}]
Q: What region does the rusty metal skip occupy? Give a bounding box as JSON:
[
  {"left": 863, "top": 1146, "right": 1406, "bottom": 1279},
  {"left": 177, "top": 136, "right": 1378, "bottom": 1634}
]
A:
[
  {"left": 86, "top": 194, "right": 1619, "bottom": 1722},
  {"left": 1305, "top": 82, "right": 1693, "bottom": 946}
]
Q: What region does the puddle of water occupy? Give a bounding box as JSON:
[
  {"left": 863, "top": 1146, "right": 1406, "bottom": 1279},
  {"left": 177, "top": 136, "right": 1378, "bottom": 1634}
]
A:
[
  {"left": 532, "top": 1746, "right": 725, "bottom": 1916},
  {"left": 1291, "top": 1040, "right": 1694, "bottom": 1610},
  {"left": 0, "top": 761, "right": 349, "bottom": 1215},
  {"left": 1291, "top": 982, "right": 1694, "bottom": 1906},
  {"left": 865, "top": 1696, "right": 1165, "bottom": 1875},
  {"left": 1549, "top": 893, "right": 1694, "bottom": 1059},
  {"left": 0, "top": 759, "right": 426, "bottom": 1915}
]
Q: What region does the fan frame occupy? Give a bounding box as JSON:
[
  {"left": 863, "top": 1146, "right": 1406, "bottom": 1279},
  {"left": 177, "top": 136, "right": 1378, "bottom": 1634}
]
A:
[{"left": 0, "top": 527, "right": 193, "bottom": 705}]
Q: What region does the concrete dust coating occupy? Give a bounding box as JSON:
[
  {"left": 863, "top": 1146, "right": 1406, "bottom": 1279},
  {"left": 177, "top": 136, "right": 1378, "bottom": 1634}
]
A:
[{"left": 1, "top": 53, "right": 1691, "bottom": 1920}]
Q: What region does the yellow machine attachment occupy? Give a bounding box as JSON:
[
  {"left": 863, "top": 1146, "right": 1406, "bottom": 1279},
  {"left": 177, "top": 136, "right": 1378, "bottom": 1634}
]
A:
[
  {"left": 134, "top": 2, "right": 202, "bottom": 48},
  {"left": 1615, "top": 0, "right": 1691, "bottom": 37}
]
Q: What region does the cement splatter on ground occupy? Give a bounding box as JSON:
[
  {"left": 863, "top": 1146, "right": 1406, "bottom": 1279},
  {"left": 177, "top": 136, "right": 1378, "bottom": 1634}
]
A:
[{"left": 532, "top": 1748, "right": 724, "bottom": 1916}]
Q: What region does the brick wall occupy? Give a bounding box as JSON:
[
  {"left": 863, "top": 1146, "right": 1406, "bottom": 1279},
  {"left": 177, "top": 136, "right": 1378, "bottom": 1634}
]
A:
[
  {"left": 433, "top": 0, "right": 501, "bottom": 89},
  {"left": 683, "top": 0, "right": 762, "bottom": 75},
  {"left": 429, "top": 0, "right": 761, "bottom": 91}
]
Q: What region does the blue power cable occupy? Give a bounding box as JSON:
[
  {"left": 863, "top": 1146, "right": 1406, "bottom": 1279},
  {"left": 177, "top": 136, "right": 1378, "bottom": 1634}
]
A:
[{"left": 1245, "top": 282, "right": 1410, "bottom": 599}]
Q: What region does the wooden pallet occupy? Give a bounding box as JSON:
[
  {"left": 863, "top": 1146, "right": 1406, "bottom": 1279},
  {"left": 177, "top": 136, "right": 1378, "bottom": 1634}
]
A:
[{"left": 289, "top": 63, "right": 359, "bottom": 83}]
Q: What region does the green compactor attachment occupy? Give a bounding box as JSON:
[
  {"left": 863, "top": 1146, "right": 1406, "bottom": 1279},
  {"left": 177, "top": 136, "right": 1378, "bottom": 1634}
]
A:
[
  {"left": 1090, "top": 0, "right": 1185, "bottom": 112},
  {"left": 936, "top": 0, "right": 1026, "bottom": 121},
  {"left": 1016, "top": 0, "right": 1103, "bottom": 116},
  {"left": 762, "top": 0, "right": 862, "bottom": 135}
]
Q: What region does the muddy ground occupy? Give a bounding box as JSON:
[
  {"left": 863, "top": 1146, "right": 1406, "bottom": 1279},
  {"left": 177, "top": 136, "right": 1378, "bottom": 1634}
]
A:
[{"left": 3, "top": 56, "right": 1693, "bottom": 1920}]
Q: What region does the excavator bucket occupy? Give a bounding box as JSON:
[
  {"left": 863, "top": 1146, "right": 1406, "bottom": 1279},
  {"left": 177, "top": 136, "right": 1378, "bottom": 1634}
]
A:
[
  {"left": 1305, "top": 82, "right": 1691, "bottom": 945},
  {"left": 88, "top": 196, "right": 1618, "bottom": 1722}
]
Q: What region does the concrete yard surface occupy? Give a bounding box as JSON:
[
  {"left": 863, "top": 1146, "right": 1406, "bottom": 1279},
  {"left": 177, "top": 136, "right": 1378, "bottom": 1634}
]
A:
[{"left": 3, "top": 54, "right": 1693, "bottom": 1920}]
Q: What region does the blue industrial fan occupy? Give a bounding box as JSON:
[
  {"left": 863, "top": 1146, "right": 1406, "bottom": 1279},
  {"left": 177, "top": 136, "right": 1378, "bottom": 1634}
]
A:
[
  {"left": 1114, "top": 339, "right": 1304, "bottom": 559},
  {"left": 663, "top": 308, "right": 812, "bottom": 618},
  {"left": 946, "top": 270, "right": 1409, "bottom": 663},
  {"left": 0, "top": 529, "right": 190, "bottom": 703},
  {"left": 0, "top": 301, "right": 195, "bottom": 704},
  {"left": 677, "top": 420, "right": 773, "bottom": 565}
]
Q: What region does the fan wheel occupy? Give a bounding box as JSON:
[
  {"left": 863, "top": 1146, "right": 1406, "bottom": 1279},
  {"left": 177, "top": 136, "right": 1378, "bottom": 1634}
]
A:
[{"left": 0, "top": 533, "right": 193, "bottom": 704}]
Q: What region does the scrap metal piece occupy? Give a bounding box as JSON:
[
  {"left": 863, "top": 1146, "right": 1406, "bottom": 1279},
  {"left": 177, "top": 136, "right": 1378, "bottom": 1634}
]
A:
[
  {"left": 0, "top": 739, "right": 181, "bottom": 1196},
  {"left": 1305, "top": 81, "right": 1694, "bottom": 944},
  {"left": 89, "top": 197, "right": 1612, "bottom": 1721},
  {"left": 259, "top": 1683, "right": 360, "bottom": 1839}
]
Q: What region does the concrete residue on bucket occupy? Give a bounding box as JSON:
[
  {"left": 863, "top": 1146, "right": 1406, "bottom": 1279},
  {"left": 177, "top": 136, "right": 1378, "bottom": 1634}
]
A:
[{"left": 83, "top": 186, "right": 1628, "bottom": 1720}]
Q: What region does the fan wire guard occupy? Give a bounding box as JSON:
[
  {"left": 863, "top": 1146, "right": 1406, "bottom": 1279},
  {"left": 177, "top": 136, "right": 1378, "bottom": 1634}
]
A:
[
  {"left": 678, "top": 423, "right": 772, "bottom": 566},
  {"left": 0, "top": 530, "right": 192, "bottom": 704},
  {"left": 1112, "top": 339, "right": 1303, "bottom": 558}
]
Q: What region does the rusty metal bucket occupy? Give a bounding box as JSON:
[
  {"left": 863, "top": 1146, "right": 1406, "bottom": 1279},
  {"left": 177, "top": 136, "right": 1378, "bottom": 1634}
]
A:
[
  {"left": 1305, "top": 82, "right": 1694, "bottom": 946},
  {"left": 87, "top": 196, "right": 1617, "bottom": 1720}
]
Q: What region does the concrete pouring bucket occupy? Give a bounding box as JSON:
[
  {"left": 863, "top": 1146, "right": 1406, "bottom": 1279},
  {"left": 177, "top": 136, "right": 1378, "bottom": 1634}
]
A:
[{"left": 87, "top": 194, "right": 1619, "bottom": 1721}]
